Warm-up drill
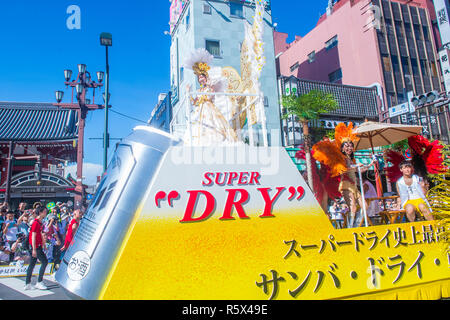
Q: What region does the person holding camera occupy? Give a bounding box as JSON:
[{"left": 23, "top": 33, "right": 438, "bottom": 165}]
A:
[
  {"left": 25, "top": 206, "right": 49, "bottom": 290},
  {"left": 2, "top": 211, "right": 19, "bottom": 263},
  {"left": 44, "top": 210, "right": 62, "bottom": 265},
  {"left": 17, "top": 211, "right": 30, "bottom": 237},
  {"left": 0, "top": 241, "right": 12, "bottom": 265},
  {"left": 10, "top": 233, "right": 30, "bottom": 266}
]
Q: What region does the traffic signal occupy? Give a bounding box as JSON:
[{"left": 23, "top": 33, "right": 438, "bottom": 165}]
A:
[{"left": 410, "top": 90, "right": 440, "bottom": 108}]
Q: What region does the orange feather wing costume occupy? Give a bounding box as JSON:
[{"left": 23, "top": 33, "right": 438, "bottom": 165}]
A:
[{"left": 312, "top": 123, "right": 360, "bottom": 177}]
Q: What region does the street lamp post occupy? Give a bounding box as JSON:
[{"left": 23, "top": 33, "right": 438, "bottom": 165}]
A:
[
  {"left": 100, "top": 32, "right": 112, "bottom": 173},
  {"left": 54, "top": 65, "right": 105, "bottom": 209}
]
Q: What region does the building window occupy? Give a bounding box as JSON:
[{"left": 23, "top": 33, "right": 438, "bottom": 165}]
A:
[
  {"left": 180, "top": 67, "right": 184, "bottom": 83},
  {"left": 290, "top": 62, "right": 299, "bottom": 73},
  {"left": 414, "top": 25, "right": 423, "bottom": 41},
  {"left": 430, "top": 61, "right": 438, "bottom": 77},
  {"left": 383, "top": 55, "right": 392, "bottom": 72},
  {"left": 328, "top": 68, "right": 342, "bottom": 83},
  {"left": 205, "top": 39, "right": 221, "bottom": 57},
  {"left": 397, "top": 92, "right": 406, "bottom": 104},
  {"left": 395, "top": 22, "right": 404, "bottom": 38},
  {"left": 420, "top": 59, "right": 429, "bottom": 76},
  {"left": 230, "top": 2, "right": 244, "bottom": 18},
  {"left": 185, "top": 9, "right": 190, "bottom": 31},
  {"left": 264, "top": 96, "right": 269, "bottom": 108},
  {"left": 203, "top": 4, "right": 212, "bottom": 14},
  {"left": 325, "top": 35, "right": 338, "bottom": 51},
  {"left": 391, "top": 55, "right": 400, "bottom": 73},
  {"left": 308, "top": 51, "right": 316, "bottom": 63},
  {"left": 401, "top": 57, "right": 410, "bottom": 74},
  {"left": 410, "top": 58, "right": 419, "bottom": 74}
]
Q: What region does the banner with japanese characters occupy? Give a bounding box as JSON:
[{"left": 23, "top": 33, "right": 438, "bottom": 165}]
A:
[
  {"left": 0, "top": 263, "right": 53, "bottom": 278},
  {"left": 96, "top": 147, "right": 450, "bottom": 300}
]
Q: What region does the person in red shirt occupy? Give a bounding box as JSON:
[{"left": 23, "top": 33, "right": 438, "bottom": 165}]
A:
[
  {"left": 60, "top": 209, "right": 83, "bottom": 258},
  {"left": 25, "top": 206, "right": 49, "bottom": 290}
]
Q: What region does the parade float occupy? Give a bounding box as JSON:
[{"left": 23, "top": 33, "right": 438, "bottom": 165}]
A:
[{"left": 55, "top": 0, "right": 449, "bottom": 300}]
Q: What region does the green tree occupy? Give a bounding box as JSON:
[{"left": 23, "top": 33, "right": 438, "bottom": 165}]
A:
[{"left": 282, "top": 90, "right": 339, "bottom": 191}]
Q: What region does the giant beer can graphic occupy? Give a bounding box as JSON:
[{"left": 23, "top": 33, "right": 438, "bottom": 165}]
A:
[
  {"left": 55, "top": 126, "right": 179, "bottom": 299},
  {"left": 55, "top": 126, "right": 450, "bottom": 300}
]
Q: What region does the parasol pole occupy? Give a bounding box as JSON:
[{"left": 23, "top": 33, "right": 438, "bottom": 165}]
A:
[
  {"left": 369, "top": 134, "right": 383, "bottom": 197},
  {"left": 357, "top": 164, "right": 369, "bottom": 228},
  {"left": 354, "top": 132, "right": 370, "bottom": 228}
]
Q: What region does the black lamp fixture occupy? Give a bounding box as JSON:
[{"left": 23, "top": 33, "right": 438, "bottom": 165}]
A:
[
  {"left": 78, "top": 63, "right": 87, "bottom": 74},
  {"left": 55, "top": 90, "right": 64, "bottom": 103},
  {"left": 97, "top": 71, "right": 104, "bottom": 83},
  {"left": 64, "top": 69, "right": 73, "bottom": 82},
  {"left": 76, "top": 83, "right": 83, "bottom": 95}
]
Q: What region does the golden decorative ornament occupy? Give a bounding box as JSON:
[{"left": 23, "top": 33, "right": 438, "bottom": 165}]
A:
[{"left": 193, "top": 62, "right": 211, "bottom": 77}]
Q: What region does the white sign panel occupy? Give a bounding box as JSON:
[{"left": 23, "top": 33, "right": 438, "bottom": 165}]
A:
[
  {"left": 435, "top": 0, "right": 450, "bottom": 48},
  {"left": 439, "top": 49, "right": 450, "bottom": 92},
  {"left": 389, "top": 102, "right": 413, "bottom": 118}
]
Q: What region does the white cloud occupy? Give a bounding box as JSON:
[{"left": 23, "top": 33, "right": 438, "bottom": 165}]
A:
[{"left": 65, "top": 163, "right": 103, "bottom": 186}]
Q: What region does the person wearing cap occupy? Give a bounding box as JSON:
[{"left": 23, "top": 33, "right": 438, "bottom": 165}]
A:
[
  {"left": 396, "top": 160, "right": 434, "bottom": 222},
  {"left": 33, "top": 202, "right": 42, "bottom": 209}
]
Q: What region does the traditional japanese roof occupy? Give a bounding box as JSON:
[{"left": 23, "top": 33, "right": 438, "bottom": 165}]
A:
[
  {"left": 0, "top": 102, "right": 78, "bottom": 143},
  {"left": 280, "top": 76, "right": 380, "bottom": 119}
]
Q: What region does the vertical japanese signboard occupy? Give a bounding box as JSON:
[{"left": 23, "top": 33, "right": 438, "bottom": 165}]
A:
[
  {"left": 435, "top": 0, "right": 450, "bottom": 91},
  {"left": 439, "top": 49, "right": 450, "bottom": 92},
  {"left": 435, "top": 0, "right": 450, "bottom": 48}
]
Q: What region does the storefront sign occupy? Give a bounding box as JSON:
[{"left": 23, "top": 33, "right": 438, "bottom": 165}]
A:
[{"left": 389, "top": 102, "right": 414, "bottom": 118}]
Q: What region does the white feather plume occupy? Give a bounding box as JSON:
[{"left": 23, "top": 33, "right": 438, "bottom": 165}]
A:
[{"left": 183, "top": 48, "right": 214, "bottom": 70}]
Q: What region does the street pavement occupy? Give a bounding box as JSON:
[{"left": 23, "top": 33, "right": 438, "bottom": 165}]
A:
[{"left": 0, "top": 275, "right": 70, "bottom": 300}]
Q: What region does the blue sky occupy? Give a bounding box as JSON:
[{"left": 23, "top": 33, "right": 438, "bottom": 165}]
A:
[{"left": 0, "top": 0, "right": 330, "bottom": 173}]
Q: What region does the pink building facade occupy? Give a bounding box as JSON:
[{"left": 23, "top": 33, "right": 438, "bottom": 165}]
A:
[{"left": 276, "top": 0, "right": 443, "bottom": 122}]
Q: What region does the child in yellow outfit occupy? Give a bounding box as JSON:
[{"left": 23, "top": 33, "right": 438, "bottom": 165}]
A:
[{"left": 396, "top": 160, "right": 434, "bottom": 222}]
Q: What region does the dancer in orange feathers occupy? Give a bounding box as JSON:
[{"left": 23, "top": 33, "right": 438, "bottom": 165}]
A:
[{"left": 312, "top": 123, "right": 376, "bottom": 227}]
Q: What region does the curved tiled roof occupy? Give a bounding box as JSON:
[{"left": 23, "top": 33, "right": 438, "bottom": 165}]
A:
[
  {"left": 281, "top": 76, "right": 380, "bottom": 119},
  {"left": 0, "top": 102, "right": 78, "bottom": 142}
]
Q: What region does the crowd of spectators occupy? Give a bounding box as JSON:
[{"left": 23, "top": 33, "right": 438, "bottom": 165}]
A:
[{"left": 0, "top": 201, "right": 81, "bottom": 270}]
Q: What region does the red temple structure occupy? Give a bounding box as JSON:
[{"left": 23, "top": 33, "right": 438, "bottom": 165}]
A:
[{"left": 0, "top": 102, "right": 79, "bottom": 209}]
